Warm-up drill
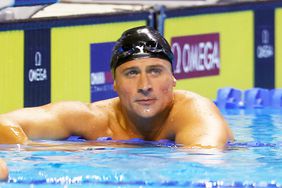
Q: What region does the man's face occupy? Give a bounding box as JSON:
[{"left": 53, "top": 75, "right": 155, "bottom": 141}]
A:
[{"left": 114, "top": 58, "right": 176, "bottom": 118}]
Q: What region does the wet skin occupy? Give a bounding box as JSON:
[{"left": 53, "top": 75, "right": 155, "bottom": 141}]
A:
[
  {"left": 0, "top": 58, "right": 233, "bottom": 148},
  {"left": 113, "top": 58, "right": 176, "bottom": 139},
  {"left": 0, "top": 159, "right": 8, "bottom": 181}
]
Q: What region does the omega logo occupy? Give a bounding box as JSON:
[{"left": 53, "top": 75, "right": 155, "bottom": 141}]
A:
[
  {"left": 262, "top": 29, "right": 269, "bottom": 44},
  {"left": 257, "top": 29, "right": 274, "bottom": 59},
  {"left": 28, "top": 51, "right": 48, "bottom": 82},
  {"left": 172, "top": 41, "right": 220, "bottom": 74}
]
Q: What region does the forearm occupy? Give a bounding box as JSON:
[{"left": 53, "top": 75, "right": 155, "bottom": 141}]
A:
[
  {"left": 0, "top": 101, "right": 100, "bottom": 143},
  {"left": 0, "top": 106, "right": 68, "bottom": 143}
]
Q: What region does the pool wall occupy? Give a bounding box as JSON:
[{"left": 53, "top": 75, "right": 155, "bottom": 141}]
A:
[
  {"left": 0, "top": 0, "right": 282, "bottom": 113},
  {"left": 0, "top": 10, "right": 151, "bottom": 113},
  {"left": 164, "top": 1, "right": 282, "bottom": 99}
]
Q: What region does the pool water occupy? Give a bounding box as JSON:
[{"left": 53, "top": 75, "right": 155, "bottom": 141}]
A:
[{"left": 1, "top": 108, "right": 282, "bottom": 188}]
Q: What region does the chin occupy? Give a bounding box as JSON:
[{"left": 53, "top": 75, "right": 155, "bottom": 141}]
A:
[
  {"left": 134, "top": 108, "right": 159, "bottom": 118},
  {"left": 138, "top": 113, "right": 156, "bottom": 119}
]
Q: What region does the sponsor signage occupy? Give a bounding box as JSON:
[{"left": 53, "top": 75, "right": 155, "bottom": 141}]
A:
[
  {"left": 256, "top": 28, "right": 274, "bottom": 59},
  {"left": 254, "top": 9, "right": 275, "bottom": 88},
  {"left": 24, "top": 29, "right": 50, "bottom": 107},
  {"left": 28, "top": 51, "right": 48, "bottom": 82},
  {"left": 90, "top": 42, "right": 117, "bottom": 102},
  {"left": 171, "top": 33, "right": 220, "bottom": 79}
]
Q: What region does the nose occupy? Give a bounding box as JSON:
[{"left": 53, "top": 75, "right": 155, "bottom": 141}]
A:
[{"left": 137, "top": 73, "right": 152, "bottom": 96}]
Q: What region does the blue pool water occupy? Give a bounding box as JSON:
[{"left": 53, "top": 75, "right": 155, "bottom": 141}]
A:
[{"left": 1, "top": 108, "right": 282, "bottom": 188}]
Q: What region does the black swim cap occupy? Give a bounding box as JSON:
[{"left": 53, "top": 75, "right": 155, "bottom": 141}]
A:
[{"left": 110, "top": 26, "right": 174, "bottom": 74}]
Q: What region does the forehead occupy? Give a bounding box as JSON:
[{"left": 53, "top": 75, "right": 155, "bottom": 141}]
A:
[{"left": 116, "top": 58, "right": 171, "bottom": 70}]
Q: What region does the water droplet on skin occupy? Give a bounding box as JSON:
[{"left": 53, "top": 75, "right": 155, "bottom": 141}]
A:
[{"left": 145, "top": 108, "right": 151, "bottom": 113}]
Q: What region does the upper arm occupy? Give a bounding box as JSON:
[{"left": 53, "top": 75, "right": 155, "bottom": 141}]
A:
[
  {"left": 174, "top": 94, "right": 233, "bottom": 148},
  {"left": 1, "top": 101, "right": 108, "bottom": 141}
]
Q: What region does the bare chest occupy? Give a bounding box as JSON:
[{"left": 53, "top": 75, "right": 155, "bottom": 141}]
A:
[{"left": 108, "top": 118, "right": 176, "bottom": 141}]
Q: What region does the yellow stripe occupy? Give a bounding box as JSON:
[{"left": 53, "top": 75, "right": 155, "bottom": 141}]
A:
[
  {"left": 165, "top": 11, "right": 254, "bottom": 99},
  {"left": 0, "top": 30, "right": 24, "bottom": 113},
  {"left": 276, "top": 8, "right": 282, "bottom": 88},
  {"left": 51, "top": 21, "right": 146, "bottom": 102}
]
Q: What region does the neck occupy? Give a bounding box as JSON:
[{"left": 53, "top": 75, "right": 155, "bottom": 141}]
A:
[{"left": 119, "top": 104, "right": 173, "bottom": 140}]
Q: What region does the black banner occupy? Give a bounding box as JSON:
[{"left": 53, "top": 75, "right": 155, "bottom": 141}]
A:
[
  {"left": 24, "top": 29, "right": 51, "bottom": 107},
  {"left": 254, "top": 9, "right": 275, "bottom": 89}
]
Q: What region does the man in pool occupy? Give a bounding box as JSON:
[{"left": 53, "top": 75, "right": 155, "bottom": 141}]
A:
[{"left": 0, "top": 26, "right": 233, "bottom": 148}]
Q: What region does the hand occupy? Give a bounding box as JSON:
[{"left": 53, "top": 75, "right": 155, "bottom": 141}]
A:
[
  {"left": 0, "top": 120, "right": 28, "bottom": 144},
  {"left": 0, "top": 159, "right": 8, "bottom": 180}
]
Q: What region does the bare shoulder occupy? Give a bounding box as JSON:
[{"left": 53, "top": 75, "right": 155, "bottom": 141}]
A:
[
  {"left": 89, "top": 97, "right": 119, "bottom": 114},
  {"left": 172, "top": 89, "right": 222, "bottom": 125},
  {"left": 44, "top": 99, "right": 119, "bottom": 140},
  {"left": 40, "top": 100, "right": 100, "bottom": 120},
  {"left": 44, "top": 100, "right": 92, "bottom": 112},
  {"left": 173, "top": 90, "right": 216, "bottom": 110},
  {"left": 45, "top": 98, "right": 117, "bottom": 116},
  {"left": 172, "top": 90, "right": 233, "bottom": 148},
  {"left": 51, "top": 98, "right": 118, "bottom": 123}
]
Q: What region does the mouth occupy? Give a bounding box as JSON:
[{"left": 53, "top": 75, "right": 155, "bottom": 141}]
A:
[{"left": 135, "top": 98, "right": 157, "bottom": 105}]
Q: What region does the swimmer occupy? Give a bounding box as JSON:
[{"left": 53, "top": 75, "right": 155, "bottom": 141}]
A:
[
  {"left": 0, "top": 26, "right": 233, "bottom": 148},
  {"left": 0, "top": 159, "right": 8, "bottom": 181}
]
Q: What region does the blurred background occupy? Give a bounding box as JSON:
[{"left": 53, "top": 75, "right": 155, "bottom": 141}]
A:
[{"left": 0, "top": 0, "right": 281, "bottom": 113}]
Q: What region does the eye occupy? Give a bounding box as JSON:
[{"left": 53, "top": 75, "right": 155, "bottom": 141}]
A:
[
  {"left": 149, "top": 67, "right": 162, "bottom": 76},
  {"left": 124, "top": 69, "right": 139, "bottom": 77}
]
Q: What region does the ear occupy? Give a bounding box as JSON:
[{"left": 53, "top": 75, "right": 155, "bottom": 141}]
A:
[
  {"left": 172, "top": 76, "right": 176, "bottom": 87},
  {"left": 113, "top": 80, "right": 117, "bottom": 91}
]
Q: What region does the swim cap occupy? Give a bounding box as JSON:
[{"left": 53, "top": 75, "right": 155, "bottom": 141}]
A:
[{"left": 110, "top": 26, "right": 174, "bottom": 74}]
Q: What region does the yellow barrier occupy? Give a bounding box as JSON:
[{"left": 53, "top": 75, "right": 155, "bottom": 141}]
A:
[
  {"left": 51, "top": 21, "right": 146, "bottom": 102},
  {"left": 0, "top": 2, "right": 281, "bottom": 112},
  {"left": 276, "top": 8, "right": 282, "bottom": 88},
  {"left": 165, "top": 11, "right": 254, "bottom": 99},
  {"left": 0, "top": 31, "right": 24, "bottom": 113}
]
